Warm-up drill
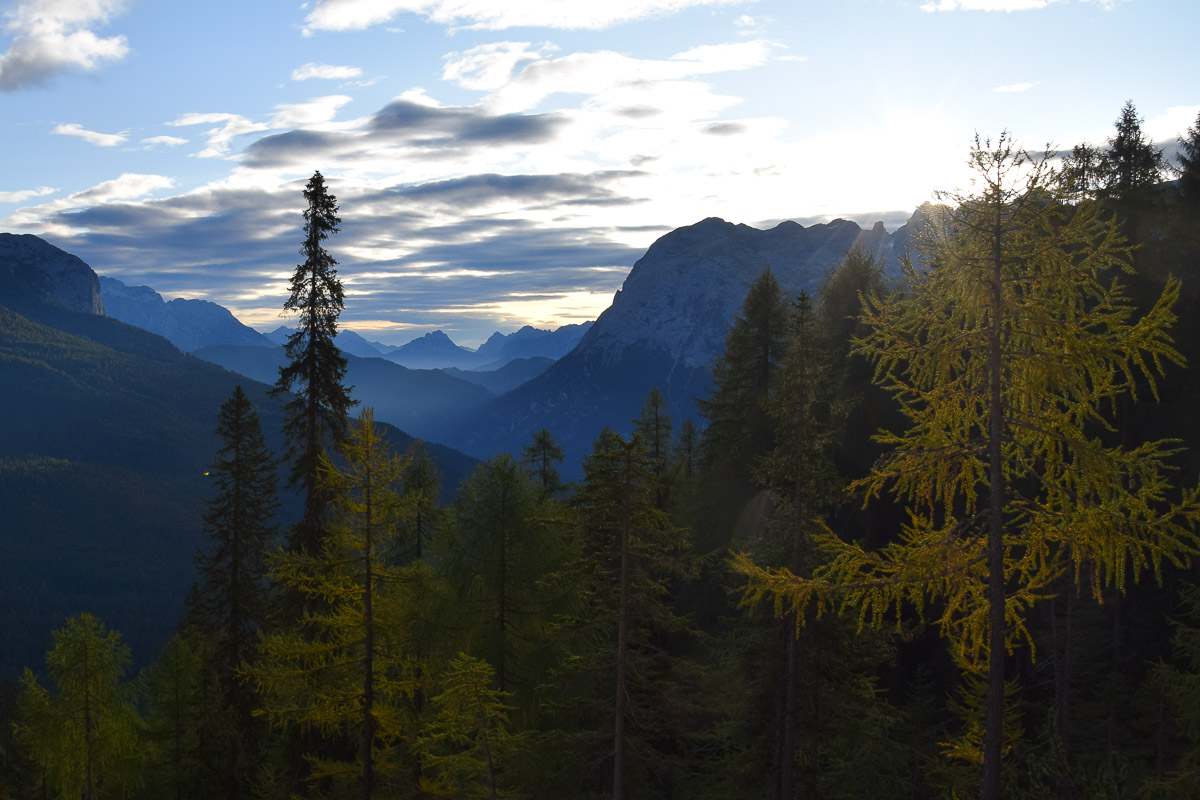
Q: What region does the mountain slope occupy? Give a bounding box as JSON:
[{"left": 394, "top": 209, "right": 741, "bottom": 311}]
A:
[
  {"left": 443, "top": 216, "right": 903, "bottom": 476},
  {"left": 193, "top": 345, "right": 496, "bottom": 442},
  {"left": 443, "top": 356, "right": 555, "bottom": 395}
]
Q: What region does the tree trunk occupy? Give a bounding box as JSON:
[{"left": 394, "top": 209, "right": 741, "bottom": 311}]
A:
[{"left": 980, "top": 205, "right": 1007, "bottom": 800}]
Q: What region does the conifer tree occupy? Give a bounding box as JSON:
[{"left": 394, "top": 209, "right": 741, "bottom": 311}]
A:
[
  {"left": 696, "top": 268, "right": 790, "bottom": 549},
  {"left": 139, "top": 633, "right": 216, "bottom": 800},
  {"left": 249, "top": 409, "right": 421, "bottom": 798},
  {"left": 520, "top": 428, "right": 565, "bottom": 498},
  {"left": 401, "top": 439, "right": 441, "bottom": 562},
  {"left": 737, "top": 134, "right": 1200, "bottom": 800},
  {"left": 418, "top": 654, "right": 522, "bottom": 799},
  {"left": 575, "top": 431, "right": 692, "bottom": 799},
  {"left": 17, "top": 614, "right": 143, "bottom": 800},
  {"left": 437, "top": 454, "right": 572, "bottom": 701},
  {"left": 272, "top": 170, "right": 356, "bottom": 556},
  {"left": 634, "top": 388, "right": 673, "bottom": 509},
  {"left": 1101, "top": 100, "right": 1166, "bottom": 207},
  {"left": 192, "top": 387, "right": 277, "bottom": 740},
  {"left": 1177, "top": 111, "right": 1200, "bottom": 206}
]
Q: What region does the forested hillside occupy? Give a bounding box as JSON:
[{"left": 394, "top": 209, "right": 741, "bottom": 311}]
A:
[{"left": 4, "top": 105, "right": 1200, "bottom": 800}]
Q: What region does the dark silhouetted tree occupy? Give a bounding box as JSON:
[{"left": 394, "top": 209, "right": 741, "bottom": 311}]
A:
[
  {"left": 272, "top": 170, "right": 356, "bottom": 556},
  {"left": 520, "top": 428, "right": 565, "bottom": 498}
]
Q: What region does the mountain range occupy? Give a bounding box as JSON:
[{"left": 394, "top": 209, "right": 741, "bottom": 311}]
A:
[{"left": 440, "top": 215, "right": 914, "bottom": 476}]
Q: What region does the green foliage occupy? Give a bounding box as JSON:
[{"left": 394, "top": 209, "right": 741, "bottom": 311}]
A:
[
  {"left": 247, "top": 409, "right": 424, "bottom": 796},
  {"left": 435, "top": 454, "right": 575, "bottom": 707},
  {"left": 736, "top": 134, "right": 1200, "bottom": 798},
  {"left": 17, "top": 614, "right": 144, "bottom": 800},
  {"left": 418, "top": 654, "right": 524, "bottom": 799},
  {"left": 138, "top": 633, "right": 226, "bottom": 800}
]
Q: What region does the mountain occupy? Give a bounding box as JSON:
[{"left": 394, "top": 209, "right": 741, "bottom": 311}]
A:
[
  {"left": 443, "top": 216, "right": 908, "bottom": 476},
  {"left": 384, "top": 329, "right": 477, "bottom": 369},
  {"left": 0, "top": 232, "right": 103, "bottom": 314},
  {"left": 0, "top": 238, "right": 478, "bottom": 680},
  {"left": 193, "top": 345, "right": 496, "bottom": 442},
  {"left": 471, "top": 322, "right": 593, "bottom": 366},
  {"left": 443, "top": 356, "right": 555, "bottom": 395},
  {"left": 99, "top": 275, "right": 275, "bottom": 352},
  {"left": 264, "top": 325, "right": 385, "bottom": 358}
]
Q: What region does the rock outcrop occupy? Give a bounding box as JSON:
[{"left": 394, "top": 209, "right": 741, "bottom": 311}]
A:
[{"left": 0, "top": 233, "right": 104, "bottom": 314}]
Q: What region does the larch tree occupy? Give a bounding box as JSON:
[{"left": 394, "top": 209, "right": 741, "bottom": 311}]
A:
[
  {"left": 633, "top": 387, "right": 673, "bottom": 510},
  {"left": 249, "top": 409, "right": 420, "bottom": 799},
  {"left": 272, "top": 170, "right": 356, "bottom": 557},
  {"left": 17, "top": 614, "right": 143, "bottom": 800},
  {"left": 437, "top": 454, "right": 572, "bottom": 702},
  {"left": 736, "top": 134, "right": 1200, "bottom": 800}
]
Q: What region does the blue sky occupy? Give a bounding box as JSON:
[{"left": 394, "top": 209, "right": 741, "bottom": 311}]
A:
[{"left": 1, "top": 0, "right": 1196, "bottom": 346}]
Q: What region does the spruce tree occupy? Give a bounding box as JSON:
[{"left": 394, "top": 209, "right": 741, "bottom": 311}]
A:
[
  {"left": 1178, "top": 111, "right": 1200, "bottom": 206},
  {"left": 193, "top": 387, "right": 277, "bottom": 701},
  {"left": 401, "top": 439, "right": 441, "bottom": 562},
  {"left": 1100, "top": 100, "right": 1166, "bottom": 208},
  {"left": 520, "top": 428, "right": 565, "bottom": 498},
  {"left": 272, "top": 170, "right": 356, "bottom": 556}
]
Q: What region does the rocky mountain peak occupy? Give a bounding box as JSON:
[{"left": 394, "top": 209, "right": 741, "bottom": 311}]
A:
[{"left": 0, "top": 233, "right": 104, "bottom": 314}]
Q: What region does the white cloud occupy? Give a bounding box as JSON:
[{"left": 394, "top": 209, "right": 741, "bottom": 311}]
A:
[
  {"left": 1, "top": 172, "right": 173, "bottom": 233},
  {"left": 302, "top": 0, "right": 751, "bottom": 33},
  {"left": 51, "top": 122, "right": 128, "bottom": 146},
  {"left": 921, "top": 0, "right": 1055, "bottom": 10},
  {"left": 442, "top": 42, "right": 547, "bottom": 92},
  {"left": 141, "top": 135, "right": 188, "bottom": 148},
  {"left": 734, "top": 14, "right": 756, "bottom": 26},
  {"left": 461, "top": 39, "right": 776, "bottom": 114},
  {"left": 292, "top": 62, "right": 364, "bottom": 81},
  {"left": 167, "top": 112, "right": 271, "bottom": 158},
  {"left": 269, "top": 95, "right": 354, "bottom": 128},
  {"left": 0, "top": 0, "right": 130, "bottom": 91},
  {"left": 1144, "top": 105, "right": 1200, "bottom": 143},
  {"left": 994, "top": 81, "right": 1039, "bottom": 92},
  {"left": 0, "top": 186, "right": 56, "bottom": 203}
]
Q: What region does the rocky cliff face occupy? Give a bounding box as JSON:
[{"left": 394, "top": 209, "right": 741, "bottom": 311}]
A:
[
  {"left": 442, "top": 214, "right": 914, "bottom": 476},
  {"left": 0, "top": 233, "right": 104, "bottom": 314}
]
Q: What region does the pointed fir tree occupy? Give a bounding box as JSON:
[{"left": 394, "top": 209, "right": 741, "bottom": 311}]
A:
[
  {"left": 736, "top": 134, "right": 1200, "bottom": 800},
  {"left": 17, "top": 614, "right": 143, "bottom": 800},
  {"left": 633, "top": 388, "right": 673, "bottom": 510},
  {"left": 272, "top": 170, "right": 356, "bottom": 556},
  {"left": 191, "top": 386, "right": 277, "bottom": 759},
  {"left": 520, "top": 428, "right": 565, "bottom": 498},
  {"left": 1100, "top": 100, "right": 1166, "bottom": 208},
  {"left": 1177, "top": 111, "right": 1200, "bottom": 206},
  {"left": 401, "top": 439, "right": 441, "bottom": 562}
]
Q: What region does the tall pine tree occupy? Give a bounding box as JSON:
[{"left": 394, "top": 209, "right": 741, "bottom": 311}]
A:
[{"left": 272, "top": 170, "right": 356, "bottom": 556}]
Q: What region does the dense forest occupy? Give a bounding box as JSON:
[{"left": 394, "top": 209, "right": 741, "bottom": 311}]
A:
[{"left": 4, "top": 101, "right": 1200, "bottom": 800}]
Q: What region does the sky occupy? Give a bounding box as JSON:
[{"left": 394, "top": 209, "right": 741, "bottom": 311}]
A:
[{"left": 1, "top": 0, "right": 1197, "bottom": 347}]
